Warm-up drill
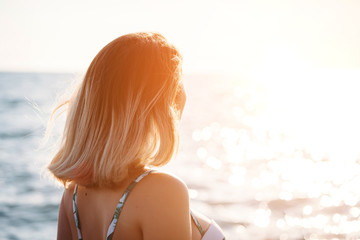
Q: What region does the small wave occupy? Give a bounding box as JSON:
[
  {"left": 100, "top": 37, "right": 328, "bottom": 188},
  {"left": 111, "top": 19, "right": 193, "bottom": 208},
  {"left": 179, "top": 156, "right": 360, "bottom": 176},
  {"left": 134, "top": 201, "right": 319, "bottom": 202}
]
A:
[
  {"left": 0, "top": 130, "right": 33, "bottom": 139},
  {"left": 0, "top": 98, "right": 24, "bottom": 107}
]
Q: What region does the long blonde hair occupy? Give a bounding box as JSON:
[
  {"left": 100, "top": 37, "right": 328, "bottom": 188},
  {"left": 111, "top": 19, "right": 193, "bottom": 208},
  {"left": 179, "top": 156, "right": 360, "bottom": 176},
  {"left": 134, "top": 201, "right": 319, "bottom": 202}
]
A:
[{"left": 48, "top": 32, "right": 183, "bottom": 187}]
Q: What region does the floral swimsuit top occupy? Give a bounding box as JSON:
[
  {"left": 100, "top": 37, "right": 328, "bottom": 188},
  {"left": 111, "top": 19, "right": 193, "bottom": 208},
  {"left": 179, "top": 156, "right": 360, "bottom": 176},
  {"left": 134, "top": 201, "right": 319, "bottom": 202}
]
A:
[{"left": 73, "top": 170, "right": 225, "bottom": 240}]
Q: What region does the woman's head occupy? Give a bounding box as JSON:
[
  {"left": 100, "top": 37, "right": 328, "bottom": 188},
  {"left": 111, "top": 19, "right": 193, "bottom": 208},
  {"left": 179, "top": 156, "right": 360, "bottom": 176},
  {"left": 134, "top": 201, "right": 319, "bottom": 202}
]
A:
[{"left": 48, "top": 32, "right": 184, "bottom": 187}]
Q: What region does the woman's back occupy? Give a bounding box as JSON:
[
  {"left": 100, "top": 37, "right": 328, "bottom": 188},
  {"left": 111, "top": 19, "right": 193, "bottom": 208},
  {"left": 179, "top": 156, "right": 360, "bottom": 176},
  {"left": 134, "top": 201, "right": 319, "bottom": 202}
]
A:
[{"left": 59, "top": 170, "right": 193, "bottom": 240}]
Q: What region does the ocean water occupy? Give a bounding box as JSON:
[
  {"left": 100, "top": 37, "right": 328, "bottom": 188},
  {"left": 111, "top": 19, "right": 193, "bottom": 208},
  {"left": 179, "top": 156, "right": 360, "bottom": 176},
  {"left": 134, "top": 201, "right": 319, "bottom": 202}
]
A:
[{"left": 1, "top": 71, "right": 360, "bottom": 240}]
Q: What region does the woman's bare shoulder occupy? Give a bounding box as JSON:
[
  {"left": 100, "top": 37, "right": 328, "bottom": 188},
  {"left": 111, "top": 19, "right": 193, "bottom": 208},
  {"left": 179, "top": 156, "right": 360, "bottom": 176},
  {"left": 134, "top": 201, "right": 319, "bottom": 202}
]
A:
[
  {"left": 57, "top": 183, "right": 78, "bottom": 240},
  {"left": 135, "top": 170, "right": 189, "bottom": 206},
  {"left": 62, "top": 183, "right": 75, "bottom": 201},
  {"left": 141, "top": 171, "right": 188, "bottom": 191},
  {"left": 60, "top": 182, "right": 77, "bottom": 215},
  {"left": 134, "top": 170, "right": 191, "bottom": 239}
]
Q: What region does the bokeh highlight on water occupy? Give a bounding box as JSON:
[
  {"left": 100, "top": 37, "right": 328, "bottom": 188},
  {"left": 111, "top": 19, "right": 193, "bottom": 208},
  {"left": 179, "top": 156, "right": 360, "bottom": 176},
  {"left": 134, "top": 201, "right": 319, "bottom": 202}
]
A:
[{"left": 1, "top": 72, "right": 360, "bottom": 240}]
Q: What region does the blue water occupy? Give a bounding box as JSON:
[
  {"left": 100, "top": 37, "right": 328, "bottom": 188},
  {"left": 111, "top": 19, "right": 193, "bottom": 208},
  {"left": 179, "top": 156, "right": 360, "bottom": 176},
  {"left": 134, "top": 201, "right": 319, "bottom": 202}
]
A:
[
  {"left": 0, "top": 72, "right": 72, "bottom": 239},
  {"left": 2, "top": 72, "right": 360, "bottom": 240}
]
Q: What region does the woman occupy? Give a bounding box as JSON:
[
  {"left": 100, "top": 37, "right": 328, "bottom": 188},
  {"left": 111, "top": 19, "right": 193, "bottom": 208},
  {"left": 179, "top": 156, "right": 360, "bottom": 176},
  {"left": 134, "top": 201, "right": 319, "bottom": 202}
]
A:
[{"left": 48, "top": 32, "right": 225, "bottom": 240}]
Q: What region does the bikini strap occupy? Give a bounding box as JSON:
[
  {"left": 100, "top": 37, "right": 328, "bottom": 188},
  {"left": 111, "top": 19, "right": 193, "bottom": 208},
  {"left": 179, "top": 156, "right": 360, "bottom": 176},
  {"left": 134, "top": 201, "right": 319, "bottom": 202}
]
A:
[
  {"left": 106, "top": 170, "right": 155, "bottom": 240},
  {"left": 72, "top": 170, "right": 155, "bottom": 240},
  {"left": 190, "top": 210, "right": 205, "bottom": 236},
  {"left": 73, "top": 184, "right": 83, "bottom": 240}
]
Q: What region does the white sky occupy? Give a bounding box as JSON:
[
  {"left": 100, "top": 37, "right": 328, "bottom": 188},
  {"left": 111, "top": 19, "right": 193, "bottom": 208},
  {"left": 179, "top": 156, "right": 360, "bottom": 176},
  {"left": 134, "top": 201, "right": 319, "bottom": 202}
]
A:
[{"left": 0, "top": 0, "right": 360, "bottom": 74}]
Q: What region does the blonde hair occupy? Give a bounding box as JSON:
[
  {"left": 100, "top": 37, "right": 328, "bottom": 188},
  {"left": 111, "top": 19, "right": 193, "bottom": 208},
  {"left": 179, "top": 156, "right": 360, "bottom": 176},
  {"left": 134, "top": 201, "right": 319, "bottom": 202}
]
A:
[{"left": 48, "top": 32, "right": 183, "bottom": 187}]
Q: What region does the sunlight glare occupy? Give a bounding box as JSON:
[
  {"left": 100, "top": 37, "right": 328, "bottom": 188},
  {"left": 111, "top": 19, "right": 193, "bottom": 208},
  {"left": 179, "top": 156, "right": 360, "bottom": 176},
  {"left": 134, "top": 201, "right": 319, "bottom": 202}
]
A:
[{"left": 254, "top": 207, "right": 271, "bottom": 228}]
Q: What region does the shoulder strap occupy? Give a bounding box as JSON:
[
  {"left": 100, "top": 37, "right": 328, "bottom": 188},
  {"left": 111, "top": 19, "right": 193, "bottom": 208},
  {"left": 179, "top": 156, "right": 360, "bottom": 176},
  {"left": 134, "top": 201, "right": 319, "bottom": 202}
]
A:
[
  {"left": 190, "top": 210, "right": 205, "bottom": 236},
  {"left": 202, "top": 220, "right": 226, "bottom": 240},
  {"left": 106, "top": 170, "right": 155, "bottom": 240},
  {"left": 73, "top": 185, "right": 83, "bottom": 240}
]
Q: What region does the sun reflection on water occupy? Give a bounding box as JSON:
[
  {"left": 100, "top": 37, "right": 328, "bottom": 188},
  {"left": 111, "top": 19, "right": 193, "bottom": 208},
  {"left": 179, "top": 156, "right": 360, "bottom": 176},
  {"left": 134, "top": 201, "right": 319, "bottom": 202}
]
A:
[{"left": 189, "top": 69, "right": 360, "bottom": 238}]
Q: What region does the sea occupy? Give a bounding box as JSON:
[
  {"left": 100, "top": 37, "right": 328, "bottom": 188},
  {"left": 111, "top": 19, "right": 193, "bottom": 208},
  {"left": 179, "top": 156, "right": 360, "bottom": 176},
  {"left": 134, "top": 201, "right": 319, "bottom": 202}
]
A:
[{"left": 1, "top": 71, "right": 360, "bottom": 240}]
